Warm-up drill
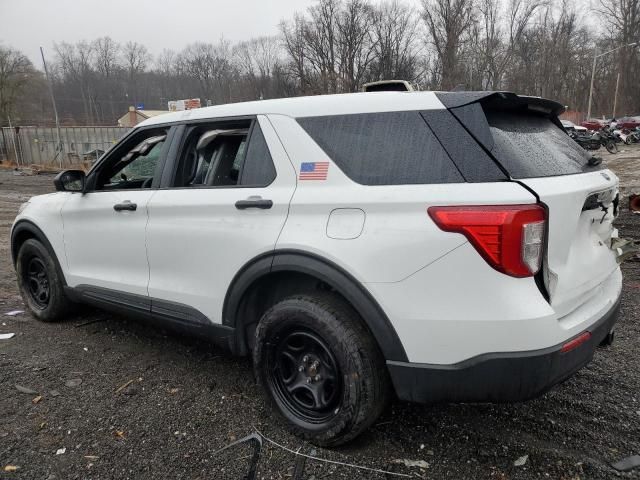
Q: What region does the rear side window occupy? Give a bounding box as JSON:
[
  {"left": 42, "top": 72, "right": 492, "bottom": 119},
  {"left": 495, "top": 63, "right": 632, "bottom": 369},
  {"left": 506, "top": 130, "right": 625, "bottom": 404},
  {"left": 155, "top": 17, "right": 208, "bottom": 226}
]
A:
[
  {"left": 487, "top": 111, "right": 597, "bottom": 178},
  {"left": 241, "top": 123, "right": 276, "bottom": 186},
  {"left": 298, "top": 112, "right": 464, "bottom": 185},
  {"left": 172, "top": 121, "right": 276, "bottom": 188}
]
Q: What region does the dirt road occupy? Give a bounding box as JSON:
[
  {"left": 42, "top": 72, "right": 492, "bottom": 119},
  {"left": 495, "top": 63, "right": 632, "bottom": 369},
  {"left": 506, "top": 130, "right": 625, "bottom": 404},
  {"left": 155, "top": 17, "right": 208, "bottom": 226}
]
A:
[{"left": 1, "top": 159, "right": 639, "bottom": 479}]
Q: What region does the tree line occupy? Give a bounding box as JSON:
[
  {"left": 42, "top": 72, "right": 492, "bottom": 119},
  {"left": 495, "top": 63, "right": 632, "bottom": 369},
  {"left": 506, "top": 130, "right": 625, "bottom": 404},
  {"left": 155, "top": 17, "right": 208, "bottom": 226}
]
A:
[{"left": 1, "top": 0, "right": 639, "bottom": 126}]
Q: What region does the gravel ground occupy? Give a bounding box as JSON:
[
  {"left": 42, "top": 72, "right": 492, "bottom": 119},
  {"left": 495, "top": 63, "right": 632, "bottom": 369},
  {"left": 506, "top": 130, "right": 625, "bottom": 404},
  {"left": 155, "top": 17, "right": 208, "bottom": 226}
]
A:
[{"left": 1, "top": 154, "right": 640, "bottom": 479}]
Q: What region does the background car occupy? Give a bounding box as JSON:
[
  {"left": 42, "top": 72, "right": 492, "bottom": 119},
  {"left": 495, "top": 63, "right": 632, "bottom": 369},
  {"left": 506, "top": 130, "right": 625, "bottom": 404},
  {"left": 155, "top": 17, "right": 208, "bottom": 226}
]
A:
[
  {"left": 616, "top": 116, "right": 640, "bottom": 129},
  {"left": 581, "top": 118, "right": 607, "bottom": 131},
  {"left": 561, "top": 119, "right": 588, "bottom": 134}
]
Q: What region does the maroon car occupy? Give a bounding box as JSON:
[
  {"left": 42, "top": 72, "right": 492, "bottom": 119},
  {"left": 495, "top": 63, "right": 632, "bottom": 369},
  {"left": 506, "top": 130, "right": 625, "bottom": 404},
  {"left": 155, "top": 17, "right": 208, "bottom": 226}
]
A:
[
  {"left": 581, "top": 119, "right": 606, "bottom": 131},
  {"left": 616, "top": 116, "right": 640, "bottom": 129}
]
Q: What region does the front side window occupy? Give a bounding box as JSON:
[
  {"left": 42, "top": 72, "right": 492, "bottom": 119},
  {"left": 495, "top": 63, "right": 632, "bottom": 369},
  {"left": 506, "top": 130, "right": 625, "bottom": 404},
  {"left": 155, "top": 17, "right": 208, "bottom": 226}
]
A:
[
  {"left": 94, "top": 129, "right": 167, "bottom": 190},
  {"left": 172, "top": 121, "right": 275, "bottom": 188}
]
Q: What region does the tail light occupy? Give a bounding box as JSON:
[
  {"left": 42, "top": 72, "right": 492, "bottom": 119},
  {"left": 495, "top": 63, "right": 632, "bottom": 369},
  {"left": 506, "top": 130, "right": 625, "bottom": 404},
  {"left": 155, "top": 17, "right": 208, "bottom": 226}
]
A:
[
  {"left": 428, "top": 204, "right": 546, "bottom": 277},
  {"left": 560, "top": 331, "right": 591, "bottom": 353}
]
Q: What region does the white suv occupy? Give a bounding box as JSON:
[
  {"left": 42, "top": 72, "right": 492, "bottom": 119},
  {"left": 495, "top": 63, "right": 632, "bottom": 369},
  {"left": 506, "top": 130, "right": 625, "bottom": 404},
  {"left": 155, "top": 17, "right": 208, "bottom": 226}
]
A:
[{"left": 11, "top": 91, "right": 623, "bottom": 446}]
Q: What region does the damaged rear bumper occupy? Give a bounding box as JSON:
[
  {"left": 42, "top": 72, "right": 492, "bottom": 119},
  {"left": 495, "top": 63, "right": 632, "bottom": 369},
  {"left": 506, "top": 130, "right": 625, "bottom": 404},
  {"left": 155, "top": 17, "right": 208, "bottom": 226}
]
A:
[
  {"left": 611, "top": 236, "right": 640, "bottom": 264},
  {"left": 387, "top": 295, "right": 621, "bottom": 404}
]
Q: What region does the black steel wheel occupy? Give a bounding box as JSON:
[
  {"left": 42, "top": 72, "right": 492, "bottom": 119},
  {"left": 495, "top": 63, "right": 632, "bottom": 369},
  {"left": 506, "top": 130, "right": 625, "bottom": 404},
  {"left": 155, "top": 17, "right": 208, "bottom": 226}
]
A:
[
  {"left": 269, "top": 328, "right": 342, "bottom": 423},
  {"left": 16, "top": 238, "right": 71, "bottom": 322},
  {"left": 24, "top": 256, "right": 50, "bottom": 309},
  {"left": 254, "top": 294, "right": 390, "bottom": 446}
]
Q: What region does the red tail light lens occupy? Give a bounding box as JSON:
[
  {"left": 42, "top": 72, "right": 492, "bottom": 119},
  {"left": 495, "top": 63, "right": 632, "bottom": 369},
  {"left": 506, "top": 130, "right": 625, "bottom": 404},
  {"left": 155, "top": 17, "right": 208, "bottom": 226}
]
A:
[
  {"left": 560, "top": 331, "right": 591, "bottom": 353},
  {"left": 428, "top": 204, "right": 546, "bottom": 277}
]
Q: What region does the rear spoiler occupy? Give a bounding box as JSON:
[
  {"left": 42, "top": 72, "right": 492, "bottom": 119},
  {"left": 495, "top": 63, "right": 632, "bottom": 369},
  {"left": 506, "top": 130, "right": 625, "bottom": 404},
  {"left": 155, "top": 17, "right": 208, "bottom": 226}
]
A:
[
  {"left": 435, "top": 91, "right": 565, "bottom": 117},
  {"left": 434, "top": 91, "right": 566, "bottom": 153}
]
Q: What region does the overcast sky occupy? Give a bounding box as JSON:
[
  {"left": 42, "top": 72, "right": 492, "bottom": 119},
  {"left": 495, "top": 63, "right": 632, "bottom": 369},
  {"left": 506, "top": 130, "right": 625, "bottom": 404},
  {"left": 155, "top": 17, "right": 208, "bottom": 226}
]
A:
[{"left": 1, "top": 0, "right": 423, "bottom": 66}]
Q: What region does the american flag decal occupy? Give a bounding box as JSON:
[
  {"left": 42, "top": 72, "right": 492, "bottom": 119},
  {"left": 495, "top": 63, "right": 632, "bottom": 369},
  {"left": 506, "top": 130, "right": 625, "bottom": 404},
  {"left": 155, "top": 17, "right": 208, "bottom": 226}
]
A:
[{"left": 299, "top": 162, "right": 329, "bottom": 180}]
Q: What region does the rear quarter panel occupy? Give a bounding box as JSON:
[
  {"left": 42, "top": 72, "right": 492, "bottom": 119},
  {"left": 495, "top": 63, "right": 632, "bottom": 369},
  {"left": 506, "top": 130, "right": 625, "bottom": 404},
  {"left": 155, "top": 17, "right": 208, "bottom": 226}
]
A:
[{"left": 268, "top": 114, "right": 538, "bottom": 284}]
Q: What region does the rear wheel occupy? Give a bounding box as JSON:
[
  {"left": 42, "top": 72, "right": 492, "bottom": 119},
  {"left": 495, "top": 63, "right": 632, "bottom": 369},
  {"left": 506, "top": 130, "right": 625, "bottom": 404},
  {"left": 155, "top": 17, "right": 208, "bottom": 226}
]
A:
[
  {"left": 253, "top": 294, "right": 390, "bottom": 446},
  {"left": 16, "top": 239, "right": 71, "bottom": 322}
]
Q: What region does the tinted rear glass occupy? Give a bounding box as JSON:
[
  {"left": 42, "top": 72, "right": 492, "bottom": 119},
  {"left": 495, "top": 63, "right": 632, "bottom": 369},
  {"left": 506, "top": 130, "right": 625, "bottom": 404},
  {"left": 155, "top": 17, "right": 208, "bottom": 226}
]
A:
[
  {"left": 298, "top": 111, "right": 464, "bottom": 185},
  {"left": 487, "top": 111, "right": 597, "bottom": 178},
  {"left": 240, "top": 122, "right": 276, "bottom": 186}
]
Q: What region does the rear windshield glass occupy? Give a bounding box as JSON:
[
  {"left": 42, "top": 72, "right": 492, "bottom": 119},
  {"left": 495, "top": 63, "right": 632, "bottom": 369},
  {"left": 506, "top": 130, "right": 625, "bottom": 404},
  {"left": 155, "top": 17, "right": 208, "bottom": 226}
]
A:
[
  {"left": 487, "top": 111, "right": 597, "bottom": 178},
  {"left": 297, "top": 111, "right": 464, "bottom": 185}
]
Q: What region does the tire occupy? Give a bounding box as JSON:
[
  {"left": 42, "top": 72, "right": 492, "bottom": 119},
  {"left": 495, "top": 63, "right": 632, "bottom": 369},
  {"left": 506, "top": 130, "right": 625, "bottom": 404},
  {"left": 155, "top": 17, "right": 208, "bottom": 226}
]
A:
[
  {"left": 16, "top": 238, "right": 71, "bottom": 322},
  {"left": 253, "top": 294, "right": 390, "bottom": 447},
  {"left": 606, "top": 141, "right": 617, "bottom": 154}
]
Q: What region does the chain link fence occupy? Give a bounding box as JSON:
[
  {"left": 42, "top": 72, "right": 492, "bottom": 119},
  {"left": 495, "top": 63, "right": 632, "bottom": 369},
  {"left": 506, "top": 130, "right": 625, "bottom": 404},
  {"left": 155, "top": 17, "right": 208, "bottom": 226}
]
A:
[{"left": 0, "top": 126, "right": 131, "bottom": 169}]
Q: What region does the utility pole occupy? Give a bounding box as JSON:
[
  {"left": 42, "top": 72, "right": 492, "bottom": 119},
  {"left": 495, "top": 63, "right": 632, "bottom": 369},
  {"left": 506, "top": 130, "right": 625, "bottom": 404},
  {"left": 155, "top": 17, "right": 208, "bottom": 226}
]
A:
[
  {"left": 7, "top": 115, "right": 21, "bottom": 166},
  {"left": 612, "top": 72, "right": 621, "bottom": 119},
  {"left": 587, "top": 42, "right": 638, "bottom": 121},
  {"left": 587, "top": 50, "right": 597, "bottom": 120},
  {"left": 40, "top": 46, "right": 63, "bottom": 168}
]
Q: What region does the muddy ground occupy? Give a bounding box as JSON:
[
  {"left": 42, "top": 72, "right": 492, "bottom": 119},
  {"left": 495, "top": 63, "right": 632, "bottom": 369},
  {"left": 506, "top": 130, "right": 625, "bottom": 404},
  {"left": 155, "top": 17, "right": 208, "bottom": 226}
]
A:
[{"left": 1, "top": 148, "right": 640, "bottom": 479}]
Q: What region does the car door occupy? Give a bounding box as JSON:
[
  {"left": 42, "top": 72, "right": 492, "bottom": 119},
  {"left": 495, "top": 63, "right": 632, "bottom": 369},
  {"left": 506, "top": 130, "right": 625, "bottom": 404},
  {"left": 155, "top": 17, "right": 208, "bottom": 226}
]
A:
[
  {"left": 145, "top": 115, "right": 296, "bottom": 325},
  {"left": 61, "top": 126, "right": 174, "bottom": 296}
]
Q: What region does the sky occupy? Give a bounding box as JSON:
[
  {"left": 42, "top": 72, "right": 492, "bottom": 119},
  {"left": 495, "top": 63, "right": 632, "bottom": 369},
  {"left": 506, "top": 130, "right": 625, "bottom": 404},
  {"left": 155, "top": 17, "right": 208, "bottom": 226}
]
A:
[{"left": 1, "top": 0, "right": 423, "bottom": 66}]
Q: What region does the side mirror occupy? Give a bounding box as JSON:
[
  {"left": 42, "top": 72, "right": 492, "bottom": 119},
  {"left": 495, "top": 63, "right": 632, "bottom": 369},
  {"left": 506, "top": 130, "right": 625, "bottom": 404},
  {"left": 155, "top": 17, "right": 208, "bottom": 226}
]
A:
[{"left": 54, "top": 169, "right": 86, "bottom": 192}]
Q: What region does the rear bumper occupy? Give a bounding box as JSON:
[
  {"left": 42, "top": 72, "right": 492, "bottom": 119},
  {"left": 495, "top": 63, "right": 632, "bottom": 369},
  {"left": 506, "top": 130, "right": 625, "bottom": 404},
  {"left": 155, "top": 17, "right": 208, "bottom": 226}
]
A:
[{"left": 388, "top": 295, "right": 621, "bottom": 404}]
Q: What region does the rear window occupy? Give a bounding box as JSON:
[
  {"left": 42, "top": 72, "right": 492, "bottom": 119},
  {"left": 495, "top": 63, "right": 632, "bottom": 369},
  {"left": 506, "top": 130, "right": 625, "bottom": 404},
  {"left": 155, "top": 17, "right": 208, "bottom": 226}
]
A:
[
  {"left": 297, "top": 111, "right": 464, "bottom": 185},
  {"left": 487, "top": 111, "right": 597, "bottom": 178}
]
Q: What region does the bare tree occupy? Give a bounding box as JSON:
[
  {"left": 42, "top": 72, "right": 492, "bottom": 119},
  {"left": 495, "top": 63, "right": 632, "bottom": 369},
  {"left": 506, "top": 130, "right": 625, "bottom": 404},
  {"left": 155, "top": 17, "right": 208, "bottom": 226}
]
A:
[
  {"left": 123, "top": 41, "right": 151, "bottom": 77},
  {"left": 122, "top": 41, "right": 151, "bottom": 108},
  {"left": 234, "top": 36, "right": 282, "bottom": 99},
  {"left": 0, "top": 46, "right": 36, "bottom": 122},
  {"left": 370, "top": 1, "right": 421, "bottom": 82},
  {"left": 182, "top": 40, "right": 236, "bottom": 104},
  {"left": 54, "top": 41, "right": 96, "bottom": 123},
  {"left": 6, "top": 0, "right": 640, "bottom": 127},
  {"left": 598, "top": 0, "right": 640, "bottom": 115},
  {"left": 92, "top": 37, "right": 120, "bottom": 119},
  {"left": 421, "top": 0, "right": 475, "bottom": 90},
  {"left": 466, "top": 0, "right": 503, "bottom": 89},
  {"left": 280, "top": 14, "right": 310, "bottom": 94},
  {"left": 93, "top": 37, "right": 120, "bottom": 78},
  {"left": 304, "top": 0, "right": 341, "bottom": 93},
  {"left": 335, "top": 0, "right": 376, "bottom": 91}
]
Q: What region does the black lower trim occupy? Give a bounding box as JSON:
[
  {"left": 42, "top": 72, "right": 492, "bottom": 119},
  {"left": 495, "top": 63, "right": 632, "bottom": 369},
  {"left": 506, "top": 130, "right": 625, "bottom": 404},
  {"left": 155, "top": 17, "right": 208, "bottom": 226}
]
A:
[
  {"left": 69, "top": 285, "right": 236, "bottom": 351},
  {"left": 388, "top": 295, "right": 621, "bottom": 404},
  {"left": 71, "top": 285, "right": 150, "bottom": 317}
]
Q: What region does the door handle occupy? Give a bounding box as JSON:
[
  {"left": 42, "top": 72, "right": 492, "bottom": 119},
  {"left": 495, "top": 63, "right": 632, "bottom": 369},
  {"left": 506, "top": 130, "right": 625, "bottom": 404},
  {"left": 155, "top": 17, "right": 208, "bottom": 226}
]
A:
[
  {"left": 113, "top": 201, "right": 137, "bottom": 212},
  {"left": 235, "top": 196, "right": 273, "bottom": 210}
]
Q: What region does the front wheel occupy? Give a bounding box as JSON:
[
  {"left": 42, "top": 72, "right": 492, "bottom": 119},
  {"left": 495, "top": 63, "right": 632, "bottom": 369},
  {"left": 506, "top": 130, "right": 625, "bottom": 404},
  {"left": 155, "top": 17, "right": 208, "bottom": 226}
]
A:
[
  {"left": 253, "top": 294, "right": 390, "bottom": 447},
  {"left": 606, "top": 141, "right": 617, "bottom": 154},
  {"left": 16, "top": 239, "right": 71, "bottom": 322}
]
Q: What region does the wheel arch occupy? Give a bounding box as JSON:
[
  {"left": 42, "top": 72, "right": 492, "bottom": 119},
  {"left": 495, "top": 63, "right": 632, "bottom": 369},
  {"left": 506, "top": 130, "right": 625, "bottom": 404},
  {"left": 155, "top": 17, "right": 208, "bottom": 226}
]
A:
[
  {"left": 223, "top": 249, "right": 408, "bottom": 362},
  {"left": 11, "top": 220, "right": 67, "bottom": 286}
]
